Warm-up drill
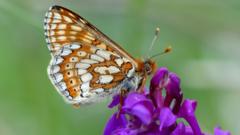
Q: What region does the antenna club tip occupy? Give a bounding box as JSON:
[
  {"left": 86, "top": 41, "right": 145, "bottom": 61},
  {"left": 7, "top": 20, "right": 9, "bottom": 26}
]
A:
[
  {"left": 164, "top": 46, "right": 172, "bottom": 53},
  {"left": 155, "top": 27, "right": 160, "bottom": 35}
]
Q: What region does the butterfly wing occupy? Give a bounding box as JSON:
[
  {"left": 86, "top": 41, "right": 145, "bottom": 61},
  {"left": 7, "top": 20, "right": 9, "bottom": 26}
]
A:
[
  {"left": 44, "top": 5, "right": 141, "bottom": 104},
  {"left": 44, "top": 5, "right": 137, "bottom": 66}
]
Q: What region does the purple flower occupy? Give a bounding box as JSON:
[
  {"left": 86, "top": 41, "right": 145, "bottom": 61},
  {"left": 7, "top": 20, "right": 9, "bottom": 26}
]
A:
[{"left": 104, "top": 67, "right": 231, "bottom": 135}]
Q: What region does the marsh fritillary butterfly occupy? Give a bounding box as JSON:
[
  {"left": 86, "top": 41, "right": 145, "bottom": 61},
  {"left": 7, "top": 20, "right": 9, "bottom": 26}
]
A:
[{"left": 44, "top": 5, "right": 157, "bottom": 105}]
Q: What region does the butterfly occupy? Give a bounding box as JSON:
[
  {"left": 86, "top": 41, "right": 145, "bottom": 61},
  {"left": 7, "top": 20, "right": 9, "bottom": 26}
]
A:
[{"left": 44, "top": 5, "right": 157, "bottom": 105}]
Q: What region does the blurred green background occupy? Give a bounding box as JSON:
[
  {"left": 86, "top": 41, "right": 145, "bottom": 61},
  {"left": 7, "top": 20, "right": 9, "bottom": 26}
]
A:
[{"left": 0, "top": 0, "right": 239, "bottom": 134}]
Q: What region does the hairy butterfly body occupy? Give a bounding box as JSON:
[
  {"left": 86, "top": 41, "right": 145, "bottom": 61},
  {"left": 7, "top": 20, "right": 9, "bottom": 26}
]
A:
[{"left": 44, "top": 5, "right": 156, "bottom": 105}]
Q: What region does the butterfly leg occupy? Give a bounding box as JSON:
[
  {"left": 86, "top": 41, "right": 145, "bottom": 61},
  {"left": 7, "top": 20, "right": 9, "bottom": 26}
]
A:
[
  {"left": 138, "top": 76, "right": 147, "bottom": 93},
  {"left": 117, "top": 89, "right": 128, "bottom": 118}
]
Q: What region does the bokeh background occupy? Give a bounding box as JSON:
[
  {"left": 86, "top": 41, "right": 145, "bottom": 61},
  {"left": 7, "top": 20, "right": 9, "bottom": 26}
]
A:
[{"left": 0, "top": 0, "right": 239, "bottom": 134}]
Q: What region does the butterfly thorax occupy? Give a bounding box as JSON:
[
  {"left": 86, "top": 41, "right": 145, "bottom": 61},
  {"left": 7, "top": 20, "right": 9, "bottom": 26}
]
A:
[{"left": 133, "top": 58, "right": 156, "bottom": 89}]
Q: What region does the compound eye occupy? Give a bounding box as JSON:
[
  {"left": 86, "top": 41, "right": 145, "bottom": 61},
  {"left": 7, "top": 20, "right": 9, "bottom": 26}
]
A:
[{"left": 145, "top": 63, "right": 152, "bottom": 75}]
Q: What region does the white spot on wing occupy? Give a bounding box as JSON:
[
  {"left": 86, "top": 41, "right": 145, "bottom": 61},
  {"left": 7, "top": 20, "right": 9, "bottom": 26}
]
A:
[
  {"left": 69, "top": 44, "right": 81, "bottom": 49},
  {"left": 99, "top": 75, "right": 113, "bottom": 84},
  {"left": 71, "top": 25, "right": 82, "bottom": 31},
  {"left": 78, "top": 69, "right": 87, "bottom": 75},
  {"left": 81, "top": 82, "right": 90, "bottom": 92},
  {"left": 52, "top": 56, "right": 64, "bottom": 64},
  {"left": 90, "top": 54, "right": 104, "bottom": 62},
  {"left": 52, "top": 19, "right": 61, "bottom": 23},
  {"left": 108, "top": 66, "right": 120, "bottom": 73},
  {"left": 81, "top": 59, "right": 98, "bottom": 64},
  {"left": 94, "top": 66, "right": 120, "bottom": 74},
  {"left": 63, "top": 91, "right": 69, "bottom": 96},
  {"left": 67, "top": 96, "right": 73, "bottom": 100},
  {"left": 51, "top": 37, "right": 56, "bottom": 42},
  {"left": 63, "top": 15, "right": 72, "bottom": 23},
  {"left": 52, "top": 73, "right": 63, "bottom": 83},
  {"left": 50, "top": 24, "right": 57, "bottom": 29},
  {"left": 50, "top": 31, "right": 55, "bottom": 36},
  {"left": 57, "top": 82, "right": 67, "bottom": 91},
  {"left": 115, "top": 58, "right": 124, "bottom": 66},
  {"left": 81, "top": 73, "right": 93, "bottom": 82},
  {"left": 70, "top": 31, "right": 78, "bottom": 35},
  {"left": 123, "top": 57, "right": 130, "bottom": 62},
  {"left": 58, "top": 24, "right": 67, "bottom": 29},
  {"left": 94, "top": 88, "right": 104, "bottom": 93},
  {"left": 50, "top": 65, "right": 60, "bottom": 74},
  {"left": 58, "top": 36, "right": 67, "bottom": 41},
  {"left": 94, "top": 67, "right": 106, "bottom": 74},
  {"left": 60, "top": 48, "right": 72, "bottom": 56},
  {"left": 96, "top": 50, "right": 111, "bottom": 60},
  {"left": 76, "top": 63, "right": 90, "bottom": 69},
  {"left": 54, "top": 13, "right": 62, "bottom": 19},
  {"left": 57, "top": 30, "right": 65, "bottom": 35}
]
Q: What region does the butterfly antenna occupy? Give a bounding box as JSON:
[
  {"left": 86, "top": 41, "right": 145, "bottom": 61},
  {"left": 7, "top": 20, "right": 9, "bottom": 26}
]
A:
[
  {"left": 146, "top": 27, "right": 160, "bottom": 58},
  {"left": 149, "top": 46, "right": 172, "bottom": 59}
]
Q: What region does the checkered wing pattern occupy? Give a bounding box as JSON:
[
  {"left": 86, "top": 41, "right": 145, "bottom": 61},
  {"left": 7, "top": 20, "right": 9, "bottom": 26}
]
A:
[{"left": 44, "top": 5, "right": 142, "bottom": 104}]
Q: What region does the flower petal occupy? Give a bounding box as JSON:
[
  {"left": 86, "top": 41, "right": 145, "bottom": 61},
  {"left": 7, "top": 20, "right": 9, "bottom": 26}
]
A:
[
  {"left": 139, "top": 123, "right": 161, "bottom": 135},
  {"left": 112, "top": 128, "right": 138, "bottom": 135},
  {"left": 105, "top": 67, "right": 231, "bottom": 135},
  {"left": 159, "top": 107, "right": 177, "bottom": 131},
  {"left": 164, "top": 73, "right": 183, "bottom": 114},
  {"left": 150, "top": 67, "right": 169, "bottom": 108},
  {"left": 171, "top": 122, "right": 186, "bottom": 135},
  {"left": 150, "top": 67, "right": 169, "bottom": 89},
  {"left": 178, "top": 99, "right": 197, "bottom": 117},
  {"left": 128, "top": 116, "right": 142, "bottom": 129},
  {"left": 214, "top": 126, "right": 231, "bottom": 135},
  {"left": 123, "top": 92, "right": 148, "bottom": 109},
  {"left": 178, "top": 99, "right": 202, "bottom": 135},
  {"left": 108, "top": 94, "right": 121, "bottom": 108},
  {"left": 127, "top": 100, "right": 154, "bottom": 125},
  {"left": 104, "top": 112, "right": 127, "bottom": 135}
]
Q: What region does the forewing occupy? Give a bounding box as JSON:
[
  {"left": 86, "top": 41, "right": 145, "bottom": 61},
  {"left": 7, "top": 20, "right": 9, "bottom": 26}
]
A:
[{"left": 44, "top": 5, "right": 136, "bottom": 66}]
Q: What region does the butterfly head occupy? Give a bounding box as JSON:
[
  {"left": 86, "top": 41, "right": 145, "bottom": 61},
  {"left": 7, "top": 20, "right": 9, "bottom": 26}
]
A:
[
  {"left": 144, "top": 59, "right": 157, "bottom": 75},
  {"left": 136, "top": 59, "right": 157, "bottom": 76}
]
